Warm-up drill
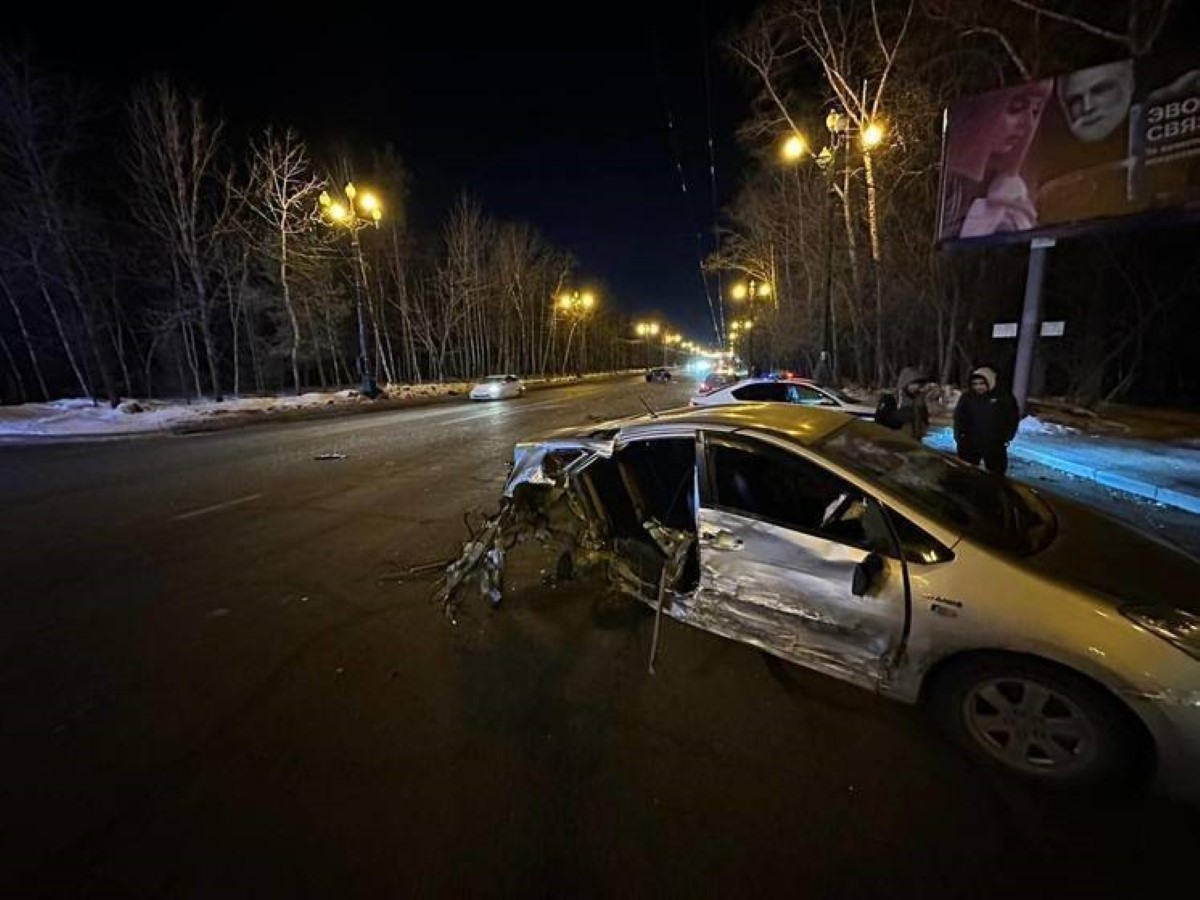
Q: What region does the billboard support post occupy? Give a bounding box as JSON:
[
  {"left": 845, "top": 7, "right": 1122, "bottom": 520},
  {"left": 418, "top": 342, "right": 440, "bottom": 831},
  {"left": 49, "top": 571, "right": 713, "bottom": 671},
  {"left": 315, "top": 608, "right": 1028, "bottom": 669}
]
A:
[{"left": 1013, "top": 237, "right": 1055, "bottom": 414}]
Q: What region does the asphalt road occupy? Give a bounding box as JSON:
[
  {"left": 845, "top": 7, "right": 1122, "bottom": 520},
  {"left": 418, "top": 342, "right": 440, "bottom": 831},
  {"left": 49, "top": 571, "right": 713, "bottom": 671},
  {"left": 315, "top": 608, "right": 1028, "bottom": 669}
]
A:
[{"left": 1, "top": 376, "right": 1196, "bottom": 899}]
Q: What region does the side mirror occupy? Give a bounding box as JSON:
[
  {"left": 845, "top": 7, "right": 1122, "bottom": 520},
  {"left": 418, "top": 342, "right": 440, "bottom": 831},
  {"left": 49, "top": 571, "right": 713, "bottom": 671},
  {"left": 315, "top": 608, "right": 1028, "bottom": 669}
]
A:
[{"left": 852, "top": 552, "right": 884, "bottom": 597}]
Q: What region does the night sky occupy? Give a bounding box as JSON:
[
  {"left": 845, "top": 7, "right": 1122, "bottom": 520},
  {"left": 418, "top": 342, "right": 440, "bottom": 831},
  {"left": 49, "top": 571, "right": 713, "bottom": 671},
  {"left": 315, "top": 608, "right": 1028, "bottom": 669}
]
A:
[{"left": 9, "top": 1, "right": 764, "bottom": 344}]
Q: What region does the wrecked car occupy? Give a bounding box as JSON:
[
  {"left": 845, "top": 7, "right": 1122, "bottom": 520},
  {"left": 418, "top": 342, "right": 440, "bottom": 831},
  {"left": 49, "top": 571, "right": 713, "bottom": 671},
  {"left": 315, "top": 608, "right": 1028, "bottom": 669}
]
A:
[{"left": 436, "top": 403, "right": 1200, "bottom": 798}]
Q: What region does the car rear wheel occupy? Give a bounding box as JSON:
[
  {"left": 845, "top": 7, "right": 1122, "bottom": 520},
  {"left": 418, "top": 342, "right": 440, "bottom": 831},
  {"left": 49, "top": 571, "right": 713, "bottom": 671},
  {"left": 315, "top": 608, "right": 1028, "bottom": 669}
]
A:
[{"left": 926, "top": 655, "right": 1146, "bottom": 789}]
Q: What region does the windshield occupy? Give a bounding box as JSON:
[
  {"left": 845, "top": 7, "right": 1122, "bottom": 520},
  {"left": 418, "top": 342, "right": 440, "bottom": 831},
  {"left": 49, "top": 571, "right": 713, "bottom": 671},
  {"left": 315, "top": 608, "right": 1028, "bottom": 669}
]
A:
[
  {"left": 818, "top": 420, "right": 1056, "bottom": 556},
  {"left": 484, "top": 376, "right": 509, "bottom": 383},
  {"left": 826, "top": 387, "right": 864, "bottom": 405}
]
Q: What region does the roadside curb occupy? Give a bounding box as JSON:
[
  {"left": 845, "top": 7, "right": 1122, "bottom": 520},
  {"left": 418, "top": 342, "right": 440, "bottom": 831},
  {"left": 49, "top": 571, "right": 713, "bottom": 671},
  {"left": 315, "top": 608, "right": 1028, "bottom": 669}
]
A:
[{"left": 1010, "top": 445, "right": 1200, "bottom": 515}]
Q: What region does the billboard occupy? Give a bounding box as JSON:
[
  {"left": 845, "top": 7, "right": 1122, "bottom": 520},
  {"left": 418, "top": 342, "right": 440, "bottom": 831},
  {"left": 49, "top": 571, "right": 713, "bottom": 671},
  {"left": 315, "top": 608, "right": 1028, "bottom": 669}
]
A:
[{"left": 937, "top": 55, "right": 1200, "bottom": 246}]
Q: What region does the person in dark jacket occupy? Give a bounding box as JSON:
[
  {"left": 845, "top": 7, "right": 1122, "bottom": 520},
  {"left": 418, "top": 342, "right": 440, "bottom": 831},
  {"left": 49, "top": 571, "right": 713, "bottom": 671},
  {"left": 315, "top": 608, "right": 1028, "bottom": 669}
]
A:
[
  {"left": 954, "top": 366, "right": 1019, "bottom": 474},
  {"left": 897, "top": 373, "right": 931, "bottom": 441}
]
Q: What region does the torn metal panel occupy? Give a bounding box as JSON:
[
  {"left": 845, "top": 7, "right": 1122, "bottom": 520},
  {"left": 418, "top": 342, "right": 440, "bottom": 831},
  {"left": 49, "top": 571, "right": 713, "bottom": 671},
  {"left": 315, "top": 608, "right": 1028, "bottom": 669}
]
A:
[
  {"left": 435, "top": 447, "right": 609, "bottom": 622},
  {"left": 693, "top": 506, "right": 904, "bottom": 686},
  {"left": 659, "top": 587, "right": 885, "bottom": 689},
  {"left": 504, "top": 440, "right": 611, "bottom": 496}
]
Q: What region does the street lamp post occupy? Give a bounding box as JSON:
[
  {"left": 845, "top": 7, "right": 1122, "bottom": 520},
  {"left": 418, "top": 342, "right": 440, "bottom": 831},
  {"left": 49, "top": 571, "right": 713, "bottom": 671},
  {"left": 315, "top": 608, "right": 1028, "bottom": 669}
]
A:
[
  {"left": 319, "top": 182, "right": 383, "bottom": 397},
  {"left": 729, "top": 278, "right": 770, "bottom": 374},
  {"left": 663, "top": 332, "right": 682, "bottom": 366},
  {"left": 780, "top": 109, "right": 884, "bottom": 386},
  {"left": 635, "top": 321, "right": 659, "bottom": 369},
  {"left": 556, "top": 289, "right": 597, "bottom": 375}
]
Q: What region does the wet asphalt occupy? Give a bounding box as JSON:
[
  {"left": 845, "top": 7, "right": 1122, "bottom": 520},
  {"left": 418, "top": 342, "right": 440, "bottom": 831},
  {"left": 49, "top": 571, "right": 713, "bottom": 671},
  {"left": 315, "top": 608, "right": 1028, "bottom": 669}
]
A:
[{"left": 1, "top": 375, "right": 1196, "bottom": 899}]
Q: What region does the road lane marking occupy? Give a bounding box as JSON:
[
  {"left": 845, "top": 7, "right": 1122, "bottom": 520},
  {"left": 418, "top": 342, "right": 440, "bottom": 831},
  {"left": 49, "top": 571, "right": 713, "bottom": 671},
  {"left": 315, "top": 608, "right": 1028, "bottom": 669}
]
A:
[{"left": 172, "top": 492, "right": 263, "bottom": 522}]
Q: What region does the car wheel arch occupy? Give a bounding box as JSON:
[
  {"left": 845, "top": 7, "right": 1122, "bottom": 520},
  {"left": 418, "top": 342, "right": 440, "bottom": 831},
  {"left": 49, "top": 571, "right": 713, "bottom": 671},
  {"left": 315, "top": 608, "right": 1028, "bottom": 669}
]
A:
[{"left": 917, "top": 648, "right": 1156, "bottom": 768}]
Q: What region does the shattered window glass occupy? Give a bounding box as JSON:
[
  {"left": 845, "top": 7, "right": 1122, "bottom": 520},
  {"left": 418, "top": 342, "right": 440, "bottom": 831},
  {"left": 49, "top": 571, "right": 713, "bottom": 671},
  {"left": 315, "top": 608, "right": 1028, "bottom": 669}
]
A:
[{"left": 820, "top": 421, "right": 1055, "bottom": 556}]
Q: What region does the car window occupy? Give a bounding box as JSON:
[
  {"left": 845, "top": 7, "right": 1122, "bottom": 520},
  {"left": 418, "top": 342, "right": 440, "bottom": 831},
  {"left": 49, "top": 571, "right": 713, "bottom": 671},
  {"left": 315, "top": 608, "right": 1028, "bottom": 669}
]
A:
[
  {"left": 732, "top": 382, "right": 788, "bottom": 402},
  {"left": 706, "top": 438, "right": 892, "bottom": 553},
  {"left": 827, "top": 388, "right": 862, "bottom": 405},
  {"left": 885, "top": 508, "right": 955, "bottom": 564},
  {"left": 485, "top": 376, "right": 507, "bottom": 383},
  {"left": 819, "top": 420, "right": 1056, "bottom": 556},
  {"left": 785, "top": 384, "right": 830, "bottom": 405}
]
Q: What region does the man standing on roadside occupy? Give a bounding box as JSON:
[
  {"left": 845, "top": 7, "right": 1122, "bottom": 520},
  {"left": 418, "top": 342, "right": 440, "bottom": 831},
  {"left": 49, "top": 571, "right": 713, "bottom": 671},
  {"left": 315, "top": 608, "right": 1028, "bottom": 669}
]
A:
[{"left": 954, "top": 366, "right": 1020, "bottom": 475}]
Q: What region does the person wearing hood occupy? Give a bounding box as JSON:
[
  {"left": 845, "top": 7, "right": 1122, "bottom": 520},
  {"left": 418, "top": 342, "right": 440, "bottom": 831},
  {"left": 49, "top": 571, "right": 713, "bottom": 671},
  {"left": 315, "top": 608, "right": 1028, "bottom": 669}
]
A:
[
  {"left": 896, "top": 369, "right": 931, "bottom": 441},
  {"left": 954, "top": 366, "right": 1020, "bottom": 474}
]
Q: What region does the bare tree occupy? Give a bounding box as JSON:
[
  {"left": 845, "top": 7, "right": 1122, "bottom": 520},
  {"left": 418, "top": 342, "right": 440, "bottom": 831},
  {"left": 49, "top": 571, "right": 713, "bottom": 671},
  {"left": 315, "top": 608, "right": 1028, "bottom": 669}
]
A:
[
  {"left": 732, "top": 0, "right": 914, "bottom": 386},
  {"left": 0, "top": 50, "right": 120, "bottom": 404},
  {"left": 0, "top": 264, "right": 48, "bottom": 399},
  {"left": 126, "top": 77, "right": 226, "bottom": 400},
  {"left": 245, "top": 127, "right": 324, "bottom": 394},
  {"left": 926, "top": 0, "right": 1176, "bottom": 79}
]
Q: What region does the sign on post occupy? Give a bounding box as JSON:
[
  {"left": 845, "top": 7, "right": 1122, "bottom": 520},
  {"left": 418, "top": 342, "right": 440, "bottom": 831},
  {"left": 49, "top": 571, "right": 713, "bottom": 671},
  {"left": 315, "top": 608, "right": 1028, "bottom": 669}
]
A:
[
  {"left": 1040, "top": 320, "right": 1066, "bottom": 337},
  {"left": 992, "top": 322, "right": 1018, "bottom": 338}
]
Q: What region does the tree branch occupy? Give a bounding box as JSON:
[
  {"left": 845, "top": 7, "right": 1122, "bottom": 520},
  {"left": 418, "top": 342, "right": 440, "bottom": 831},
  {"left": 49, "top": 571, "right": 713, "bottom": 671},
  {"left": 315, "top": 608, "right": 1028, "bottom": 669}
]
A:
[
  {"left": 962, "top": 26, "right": 1033, "bottom": 80},
  {"left": 1004, "top": 0, "right": 1130, "bottom": 47}
]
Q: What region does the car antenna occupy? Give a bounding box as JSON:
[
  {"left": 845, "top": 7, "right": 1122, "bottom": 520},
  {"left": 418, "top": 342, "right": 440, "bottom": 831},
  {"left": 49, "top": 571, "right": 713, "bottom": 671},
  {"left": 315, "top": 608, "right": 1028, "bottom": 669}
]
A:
[{"left": 639, "top": 396, "right": 659, "bottom": 419}]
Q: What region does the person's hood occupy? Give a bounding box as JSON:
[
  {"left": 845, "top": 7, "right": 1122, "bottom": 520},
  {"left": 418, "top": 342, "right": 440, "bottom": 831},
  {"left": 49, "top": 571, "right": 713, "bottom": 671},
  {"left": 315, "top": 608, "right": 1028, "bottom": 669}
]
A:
[
  {"left": 1026, "top": 492, "right": 1200, "bottom": 612},
  {"left": 896, "top": 366, "right": 929, "bottom": 393},
  {"left": 970, "top": 366, "right": 998, "bottom": 391}
]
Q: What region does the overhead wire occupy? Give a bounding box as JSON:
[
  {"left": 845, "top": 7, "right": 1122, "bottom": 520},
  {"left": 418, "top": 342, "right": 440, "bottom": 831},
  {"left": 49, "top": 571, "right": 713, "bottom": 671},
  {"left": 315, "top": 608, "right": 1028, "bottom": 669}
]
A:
[
  {"left": 700, "top": 0, "right": 727, "bottom": 347},
  {"left": 651, "top": 7, "right": 725, "bottom": 347}
]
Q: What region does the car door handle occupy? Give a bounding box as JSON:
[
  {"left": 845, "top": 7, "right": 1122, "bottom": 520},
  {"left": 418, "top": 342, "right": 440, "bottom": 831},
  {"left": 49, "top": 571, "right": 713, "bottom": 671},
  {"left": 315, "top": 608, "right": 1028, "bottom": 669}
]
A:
[{"left": 700, "top": 529, "right": 743, "bottom": 550}]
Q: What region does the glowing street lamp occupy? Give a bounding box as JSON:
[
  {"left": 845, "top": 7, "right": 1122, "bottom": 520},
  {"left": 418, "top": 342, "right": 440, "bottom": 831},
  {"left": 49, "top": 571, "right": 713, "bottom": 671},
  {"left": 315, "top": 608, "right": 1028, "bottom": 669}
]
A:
[
  {"left": 777, "top": 107, "right": 879, "bottom": 386},
  {"left": 555, "top": 289, "right": 599, "bottom": 373},
  {"left": 781, "top": 133, "right": 808, "bottom": 163},
  {"left": 861, "top": 121, "right": 886, "bottom": 151},
  {"left": 731, "top": 278, "right": 771, "bottom": 302},
  {"left": 635, "top": 320, "right": 660, "bottom": 368},
  {"left": 319, "top": 182, "right": 384, "bottom": 397},
  {"left": 729, "top": 279, "right": 769, "bottom": 371}
]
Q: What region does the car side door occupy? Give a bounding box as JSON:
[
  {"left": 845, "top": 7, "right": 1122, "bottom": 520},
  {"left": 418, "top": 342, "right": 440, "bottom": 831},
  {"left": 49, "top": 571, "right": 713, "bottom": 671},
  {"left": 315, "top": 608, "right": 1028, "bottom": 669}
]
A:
[{"left": 693, "top": 432, "right": 910, "bottom": 689}]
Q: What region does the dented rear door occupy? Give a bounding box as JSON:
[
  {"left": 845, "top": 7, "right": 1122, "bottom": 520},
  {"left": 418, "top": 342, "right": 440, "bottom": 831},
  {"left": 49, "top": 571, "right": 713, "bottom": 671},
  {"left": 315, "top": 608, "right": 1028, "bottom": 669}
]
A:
[{"left": 691, "top": 432, "right": 908, "bottom": 688}]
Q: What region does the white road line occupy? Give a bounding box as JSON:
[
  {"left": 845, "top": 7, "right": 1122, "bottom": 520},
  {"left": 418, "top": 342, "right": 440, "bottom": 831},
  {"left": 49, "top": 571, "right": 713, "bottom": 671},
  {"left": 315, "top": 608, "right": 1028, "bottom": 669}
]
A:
[{"left": 172, "top": 493, "right": 264, "bottom": 522}]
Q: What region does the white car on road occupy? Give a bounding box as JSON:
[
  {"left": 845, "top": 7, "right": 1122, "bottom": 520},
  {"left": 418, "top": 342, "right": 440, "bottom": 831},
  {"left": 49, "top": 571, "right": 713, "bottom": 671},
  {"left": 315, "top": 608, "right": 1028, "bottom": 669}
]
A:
[
  {"left": 469, "top": 374, "right": 525, "bottom": 401},
  {"left": 691, "top": 377, "right": 877, "bottom": 419}
]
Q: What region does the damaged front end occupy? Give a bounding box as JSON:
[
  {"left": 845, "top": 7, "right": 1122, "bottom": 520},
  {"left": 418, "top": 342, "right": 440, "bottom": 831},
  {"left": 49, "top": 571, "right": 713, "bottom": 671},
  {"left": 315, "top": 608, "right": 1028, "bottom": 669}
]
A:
[
  {"left": 434, "top": 436, "right": 697, "bottom": 625},
  {"left": 434, "top": 426, "right": 901, "bottom": 692}
]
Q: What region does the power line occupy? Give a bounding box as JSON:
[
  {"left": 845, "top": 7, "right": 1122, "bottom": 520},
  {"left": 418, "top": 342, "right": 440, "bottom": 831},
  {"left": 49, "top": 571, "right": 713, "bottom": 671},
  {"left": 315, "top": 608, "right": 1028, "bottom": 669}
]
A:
[
  {"left": 651, "top": 13, "right": 724, "bottom": 347},
  {"left": 700, "top": 0, "right": 726, "bottom": 347}
]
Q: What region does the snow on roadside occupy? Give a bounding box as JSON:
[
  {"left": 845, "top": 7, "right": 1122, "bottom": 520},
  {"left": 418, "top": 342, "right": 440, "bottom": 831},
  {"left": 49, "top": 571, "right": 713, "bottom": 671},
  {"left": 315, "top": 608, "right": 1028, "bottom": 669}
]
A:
[{"left": 0, "top": 383, "right": 471, "bottom": 438}]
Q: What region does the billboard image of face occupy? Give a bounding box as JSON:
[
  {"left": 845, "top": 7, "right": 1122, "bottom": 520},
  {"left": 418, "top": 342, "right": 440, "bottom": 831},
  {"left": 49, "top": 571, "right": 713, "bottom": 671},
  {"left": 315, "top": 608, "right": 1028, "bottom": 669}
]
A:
[
  {"left": 937, "top": 54, "right": 1200, "bottom": 247},
  {"left": 1057, "top": 60, "right": 1135, "bottom": 144},
  {"left": 939, "top": 80, "right": 1053, "bottom": 240}
]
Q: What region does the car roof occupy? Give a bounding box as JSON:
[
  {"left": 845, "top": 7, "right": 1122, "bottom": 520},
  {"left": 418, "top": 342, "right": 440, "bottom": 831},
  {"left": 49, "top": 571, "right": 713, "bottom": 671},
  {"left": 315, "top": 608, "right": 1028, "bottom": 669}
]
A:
[
  {"left": 719, "top": 376, "right": 818, "bottom": 388},
  {"left": 535, "top": 402, "right": 852, "bottom": 447}
]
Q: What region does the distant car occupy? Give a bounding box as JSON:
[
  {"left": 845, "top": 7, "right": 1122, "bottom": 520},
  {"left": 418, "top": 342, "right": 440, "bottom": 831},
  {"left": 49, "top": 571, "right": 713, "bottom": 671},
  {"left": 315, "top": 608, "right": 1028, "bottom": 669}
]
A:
[
  {"left": 690, "top": 376, "right": 876, "bottom": 419},
  {"left": 469, "top": 374, "right": 525, "bottom": 401},
  {"left": 440, "top": 403, "right": 1200, "bottom": 798},
  {"left": 697, "top": 370, "right": 739, "bottom": 396},
  {"left": 645, "top": 367, "right": 673, "bottom": 383}
]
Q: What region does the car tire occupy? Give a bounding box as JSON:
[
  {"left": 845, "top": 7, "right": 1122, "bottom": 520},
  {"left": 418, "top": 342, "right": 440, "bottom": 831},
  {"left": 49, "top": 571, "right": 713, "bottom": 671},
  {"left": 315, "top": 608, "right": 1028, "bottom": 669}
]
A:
[{"left": 924, "top": 654, "right": 1147, "bottom": 790}]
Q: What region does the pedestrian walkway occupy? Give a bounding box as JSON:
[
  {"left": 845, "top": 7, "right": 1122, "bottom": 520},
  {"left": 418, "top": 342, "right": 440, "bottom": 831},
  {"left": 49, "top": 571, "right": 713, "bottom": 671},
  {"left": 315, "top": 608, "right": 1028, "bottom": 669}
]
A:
[{"left": 925, "top": 420, "right": 1200, "bottom": 515}]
